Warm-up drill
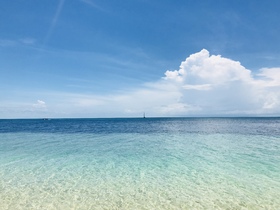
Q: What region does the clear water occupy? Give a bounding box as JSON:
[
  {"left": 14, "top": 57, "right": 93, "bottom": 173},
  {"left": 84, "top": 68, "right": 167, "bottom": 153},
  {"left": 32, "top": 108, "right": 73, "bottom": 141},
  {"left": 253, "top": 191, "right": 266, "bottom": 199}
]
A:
[{"left": 0, "top": 118, "right": 279, "bottom": 209}]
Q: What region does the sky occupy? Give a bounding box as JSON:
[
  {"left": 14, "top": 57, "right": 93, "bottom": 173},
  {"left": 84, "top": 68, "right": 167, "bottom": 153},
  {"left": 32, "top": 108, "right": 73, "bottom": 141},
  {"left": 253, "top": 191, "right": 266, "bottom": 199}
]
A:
[{"left": 1, "top": 0, "right": 280, "bottom": 118}]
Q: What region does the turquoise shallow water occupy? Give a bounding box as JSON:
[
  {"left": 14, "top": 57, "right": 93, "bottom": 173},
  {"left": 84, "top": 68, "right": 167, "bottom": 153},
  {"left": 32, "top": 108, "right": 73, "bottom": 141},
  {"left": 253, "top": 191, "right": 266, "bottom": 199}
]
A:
[{"left": 0, "top": 118, "right": 280, "bottom": 209}]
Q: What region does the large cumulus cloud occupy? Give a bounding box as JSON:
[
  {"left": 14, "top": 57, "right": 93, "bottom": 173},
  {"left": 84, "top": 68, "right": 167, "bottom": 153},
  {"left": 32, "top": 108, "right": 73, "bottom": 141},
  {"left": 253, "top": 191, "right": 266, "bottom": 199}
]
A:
[{"left": 161, "top": 49, "right": 280, "bottom": 115}]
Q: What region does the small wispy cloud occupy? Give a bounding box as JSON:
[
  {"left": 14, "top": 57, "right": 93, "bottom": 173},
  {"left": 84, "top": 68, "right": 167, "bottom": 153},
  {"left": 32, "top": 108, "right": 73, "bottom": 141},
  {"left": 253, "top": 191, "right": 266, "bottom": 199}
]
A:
[
  {"left": 33, "top": 100, "right": 47, "bottom": 109},
  {"left": 0, "top": 100, "right": 49, "bottom": 118},
  {"left": 43, "top": 0, "right": 65, "bottom": 46},
  {"left": 0, "top": 38, "right": 36, "bottom": 47},
  {"left": 80, "top": 0, "right": 104, "bottom": 11},
  {"left": 19, "top": 38, "right": 36, "bottom": 45}
]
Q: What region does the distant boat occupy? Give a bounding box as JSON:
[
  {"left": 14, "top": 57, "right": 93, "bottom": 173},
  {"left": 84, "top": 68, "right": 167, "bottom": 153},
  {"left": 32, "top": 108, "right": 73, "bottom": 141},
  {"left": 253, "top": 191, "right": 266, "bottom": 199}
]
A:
[{"left": 143, "top": 112, "right": 146, "bottom": 118}]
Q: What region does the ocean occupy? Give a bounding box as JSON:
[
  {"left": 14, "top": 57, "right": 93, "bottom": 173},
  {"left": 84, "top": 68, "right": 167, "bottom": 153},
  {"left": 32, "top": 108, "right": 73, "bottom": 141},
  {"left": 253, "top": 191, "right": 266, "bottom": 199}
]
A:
[{"left": 0, "top": 118, "right": 279, "bottom": 209}]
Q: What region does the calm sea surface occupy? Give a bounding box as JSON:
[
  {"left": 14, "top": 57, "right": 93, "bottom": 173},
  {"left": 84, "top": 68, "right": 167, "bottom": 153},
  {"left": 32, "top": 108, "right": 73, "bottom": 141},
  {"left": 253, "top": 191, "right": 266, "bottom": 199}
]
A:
[{"left": 0, "top": 118, "right": 279, "bottom": 209}]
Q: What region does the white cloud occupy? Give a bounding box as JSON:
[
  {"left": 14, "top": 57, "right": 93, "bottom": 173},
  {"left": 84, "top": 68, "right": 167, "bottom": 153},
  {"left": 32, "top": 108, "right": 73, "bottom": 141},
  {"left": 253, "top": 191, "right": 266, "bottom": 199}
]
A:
[
  {"left": 166, "top": 49, "right": 252, "bottom": 85},
  {"left": 159, "top": 49, "right": 280, "bottom": 115},
  {"left": 257, "top": 68, "right": 280, "bottom": 87},
  {"left": 33, "top": 100, "right": 46, "bottom": 108},
  {"left": 183, "top": 84, "right": 212, "bottom": 91},
  {"left": 164, "top": 69, "right": 184, "bottom": 82}
]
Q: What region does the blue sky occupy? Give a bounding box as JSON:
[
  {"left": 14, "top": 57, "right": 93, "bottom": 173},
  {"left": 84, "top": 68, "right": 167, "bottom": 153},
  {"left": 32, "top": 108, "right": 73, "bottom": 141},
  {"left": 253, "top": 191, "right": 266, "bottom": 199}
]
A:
[{"left": 1, "top": 0, "right": 280, "bottom": 118}]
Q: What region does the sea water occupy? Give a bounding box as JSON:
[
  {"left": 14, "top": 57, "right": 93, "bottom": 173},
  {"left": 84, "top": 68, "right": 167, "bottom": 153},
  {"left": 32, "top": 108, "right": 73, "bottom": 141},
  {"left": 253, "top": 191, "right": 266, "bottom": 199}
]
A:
[{"left": 0, "top": 118, "right": 279, "bottom": 209}]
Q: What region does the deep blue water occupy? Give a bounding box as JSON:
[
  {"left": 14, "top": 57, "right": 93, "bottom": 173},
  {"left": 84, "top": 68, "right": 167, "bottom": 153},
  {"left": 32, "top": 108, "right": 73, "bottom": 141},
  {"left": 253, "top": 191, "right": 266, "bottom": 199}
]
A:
[{"left": 1, "top": 117, "right": 280, "bottom": 135}]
